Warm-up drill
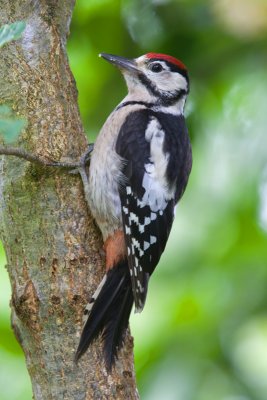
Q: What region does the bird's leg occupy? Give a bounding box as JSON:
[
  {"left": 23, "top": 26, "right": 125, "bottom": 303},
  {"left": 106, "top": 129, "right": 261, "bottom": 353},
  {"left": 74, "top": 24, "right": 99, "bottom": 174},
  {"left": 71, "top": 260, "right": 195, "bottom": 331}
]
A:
[
  {"left": 69, "top": 143, "right": 94, "bottom": 209},
  {"left": 79, "top": 143, "right": 94, "bottom": 172},
  {"left": 68, "top": 143, "right": 94, "bottom": 175}
]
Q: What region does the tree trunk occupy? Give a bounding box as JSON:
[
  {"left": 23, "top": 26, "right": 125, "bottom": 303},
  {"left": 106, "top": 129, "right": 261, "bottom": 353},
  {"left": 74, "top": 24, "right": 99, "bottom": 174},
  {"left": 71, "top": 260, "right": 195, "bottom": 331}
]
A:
[{"left": 0, "top": 2, "right": 138, "bottom": 399}]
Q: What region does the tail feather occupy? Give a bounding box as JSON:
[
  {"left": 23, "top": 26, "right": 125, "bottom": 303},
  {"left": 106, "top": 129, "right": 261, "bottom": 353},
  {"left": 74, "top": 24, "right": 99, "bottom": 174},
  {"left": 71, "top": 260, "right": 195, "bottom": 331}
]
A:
[
  {"left": 103, "top": 285, "right": 133, "bottom": 369},
  {"left": 75, "top": 260, "right": 133, "bottom": 369}
]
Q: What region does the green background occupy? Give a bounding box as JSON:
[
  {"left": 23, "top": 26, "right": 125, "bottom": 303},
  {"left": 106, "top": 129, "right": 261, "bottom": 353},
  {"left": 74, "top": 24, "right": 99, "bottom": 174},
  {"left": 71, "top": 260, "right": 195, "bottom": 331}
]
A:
[{"left": 1, "top": 0, "right": 267, "bottom": 398}]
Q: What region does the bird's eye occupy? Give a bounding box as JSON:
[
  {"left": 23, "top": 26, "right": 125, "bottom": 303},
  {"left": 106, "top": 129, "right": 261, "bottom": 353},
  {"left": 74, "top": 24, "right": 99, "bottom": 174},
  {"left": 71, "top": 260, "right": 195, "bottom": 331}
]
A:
[{"left": 150, "top": 63, "right": 163, "bottom": 73}]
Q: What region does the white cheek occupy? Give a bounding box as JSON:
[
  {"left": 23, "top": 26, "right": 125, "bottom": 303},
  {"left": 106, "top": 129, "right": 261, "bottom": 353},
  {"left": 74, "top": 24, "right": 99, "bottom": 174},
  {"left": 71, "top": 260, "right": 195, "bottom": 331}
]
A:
[
  {"left": 146, "top": 71, "right": 187, "bottom": 93},
  {"left": 174, "top": 73, "right": 188, "bottom": 91}
]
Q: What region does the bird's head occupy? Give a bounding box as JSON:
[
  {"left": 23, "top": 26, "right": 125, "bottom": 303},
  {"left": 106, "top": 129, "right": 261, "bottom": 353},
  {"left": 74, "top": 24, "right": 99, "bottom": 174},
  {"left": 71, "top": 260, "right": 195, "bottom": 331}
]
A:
[{"left": 100, "top": 52, "right": 189, "bottom": 109}]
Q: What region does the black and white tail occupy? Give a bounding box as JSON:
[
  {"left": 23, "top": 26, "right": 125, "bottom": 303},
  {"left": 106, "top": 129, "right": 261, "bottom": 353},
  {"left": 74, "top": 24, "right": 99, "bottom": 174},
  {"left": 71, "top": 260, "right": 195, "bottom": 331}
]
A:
[{"left": 75, "top": 260, "right": 134, "bottom": 370}]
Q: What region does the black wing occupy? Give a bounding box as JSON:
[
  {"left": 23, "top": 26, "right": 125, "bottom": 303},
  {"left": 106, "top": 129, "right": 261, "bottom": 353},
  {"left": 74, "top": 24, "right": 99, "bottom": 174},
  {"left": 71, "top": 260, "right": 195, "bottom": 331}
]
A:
[{"left": 116, "top": 109, "right": 190, "bottom": 312}]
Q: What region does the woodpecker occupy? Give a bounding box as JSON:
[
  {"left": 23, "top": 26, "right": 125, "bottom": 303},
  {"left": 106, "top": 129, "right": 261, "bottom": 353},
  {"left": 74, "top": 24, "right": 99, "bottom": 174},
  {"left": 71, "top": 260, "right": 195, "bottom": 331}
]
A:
[{"left": 75, "top": 52, "right": 192, "bottom": 369}]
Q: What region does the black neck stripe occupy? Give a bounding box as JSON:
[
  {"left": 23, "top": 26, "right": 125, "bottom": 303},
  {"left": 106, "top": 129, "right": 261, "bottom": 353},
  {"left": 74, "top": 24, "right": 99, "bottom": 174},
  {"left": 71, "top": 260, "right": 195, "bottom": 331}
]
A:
[
  {"left": 115, "top": 100, "right": 155, "bottom": 111},
  {"left": 138, "top": 73, "right": 187, "bottom": 106}
]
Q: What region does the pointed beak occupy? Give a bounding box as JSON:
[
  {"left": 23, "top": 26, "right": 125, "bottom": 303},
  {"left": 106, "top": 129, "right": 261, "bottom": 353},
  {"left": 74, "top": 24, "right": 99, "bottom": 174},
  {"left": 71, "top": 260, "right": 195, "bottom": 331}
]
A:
[{"left": 99, "top": 53, "right": 138, "bottom": 73}]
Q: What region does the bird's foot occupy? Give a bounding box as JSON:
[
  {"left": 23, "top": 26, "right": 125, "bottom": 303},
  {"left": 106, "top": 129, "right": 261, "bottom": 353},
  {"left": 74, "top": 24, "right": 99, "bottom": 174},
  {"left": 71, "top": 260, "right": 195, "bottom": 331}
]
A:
[{"left": 69, "top": 143, "right": 94, "bottom": 175}]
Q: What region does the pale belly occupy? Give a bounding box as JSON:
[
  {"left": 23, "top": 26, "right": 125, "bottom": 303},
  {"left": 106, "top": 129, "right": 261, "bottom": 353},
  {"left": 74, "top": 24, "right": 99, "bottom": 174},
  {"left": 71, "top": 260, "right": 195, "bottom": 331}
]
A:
[
  {"left": 88, "top": 150, "right": 122, "bottom": 240},
  {"left": 87, "top": 102, "right": 146, "bottom": 240},
  {"left": 88, "top": 117, "right": 123, "bottom": 240}
]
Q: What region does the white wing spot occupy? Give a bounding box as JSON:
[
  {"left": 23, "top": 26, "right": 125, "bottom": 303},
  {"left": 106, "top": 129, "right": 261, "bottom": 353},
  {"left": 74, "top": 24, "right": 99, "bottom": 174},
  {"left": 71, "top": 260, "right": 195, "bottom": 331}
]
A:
[
  {"left": 145, "top": 216, "right": 151, "bottom": 225},
  {"left": 150, "top": 212, "right": 157, "bottom": 221},
  {"left": 144, "top": 241, "right": 150, "bottom": 251},
  {"left": 130, "top": 212, "right": 139, "bottom": 225},
  {"left": 150, "top": 235, "right": 157, "bottom": 245},
  {"left": 132, "top": 238, "right": 144, "bottom": 257},
  {"left": 132, "top": 238, "right": 141, "bottom": 251},
  {"left": 139, "top": 224, "right": 145, "bottom": 233},
  {"left": 126, "top": 186, "right": 132, "bottom": 195},
  {"left": 137, "top": 198, "right": 145, "bottom": 208}
]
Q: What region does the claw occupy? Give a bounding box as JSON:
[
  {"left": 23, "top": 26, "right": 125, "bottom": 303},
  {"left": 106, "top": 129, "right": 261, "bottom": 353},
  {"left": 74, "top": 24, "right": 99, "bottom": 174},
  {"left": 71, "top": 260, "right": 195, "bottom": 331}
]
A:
[
  {"left": 80, "top": 143, "right": 94, "bottom": 167},
  {"left": 69, "top": 168, "right": 80, "bottom": 175},
  {"left": 67, "top": 143, "right": 94, "bottom": 175},
  {"left": 72, "top": 143, "right": 94, "bottom": 209}
]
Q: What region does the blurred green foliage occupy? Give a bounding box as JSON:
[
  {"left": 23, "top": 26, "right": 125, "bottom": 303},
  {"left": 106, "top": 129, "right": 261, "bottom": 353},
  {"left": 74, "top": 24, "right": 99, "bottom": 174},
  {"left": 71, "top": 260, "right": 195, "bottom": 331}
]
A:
[
  {"left": 0, "top": 20, "right": 25, "bottom": 48},
  {"left": 1, "top": 0, "right": 267, "bottom": 399},
  {"left": 0, "top": 105, "right": 27, "bottom": 143},
  {"left": 0, "top": 21, "right": 27, "bottom": 144}
]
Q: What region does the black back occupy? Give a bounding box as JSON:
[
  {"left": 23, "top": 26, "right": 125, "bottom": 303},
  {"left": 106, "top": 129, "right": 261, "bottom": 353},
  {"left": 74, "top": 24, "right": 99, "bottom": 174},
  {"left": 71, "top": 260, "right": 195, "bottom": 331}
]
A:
[{"left": 116, "top": 108, "right": 192, "bottom": 311}]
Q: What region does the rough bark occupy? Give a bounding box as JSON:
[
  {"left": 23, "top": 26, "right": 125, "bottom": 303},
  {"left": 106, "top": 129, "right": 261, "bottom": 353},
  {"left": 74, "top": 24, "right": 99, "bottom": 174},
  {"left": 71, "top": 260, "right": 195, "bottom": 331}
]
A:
[{"left": 0, "top": 2, "right": 138, "bottom": 399}]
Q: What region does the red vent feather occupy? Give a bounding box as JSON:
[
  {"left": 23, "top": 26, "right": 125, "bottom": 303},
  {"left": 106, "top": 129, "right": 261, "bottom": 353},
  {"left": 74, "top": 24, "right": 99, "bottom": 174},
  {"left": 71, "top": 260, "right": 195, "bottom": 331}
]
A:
[{"left": 146, "top": 53, "right": 187, "bottom": 71}]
